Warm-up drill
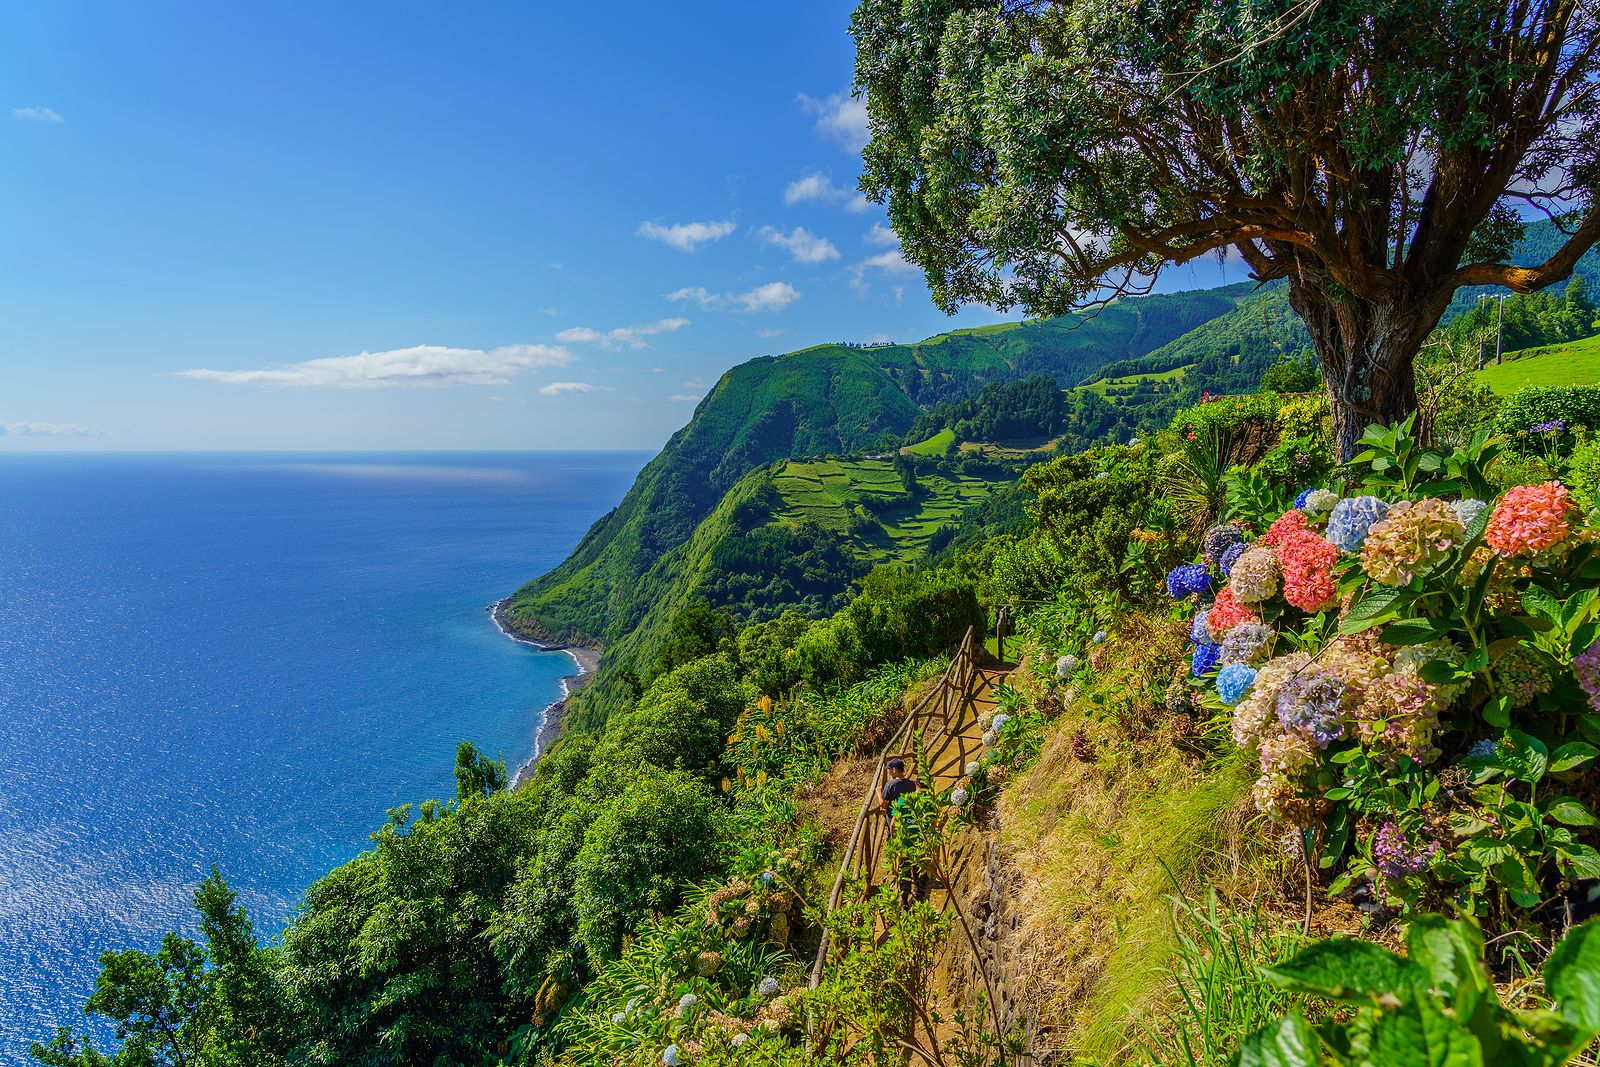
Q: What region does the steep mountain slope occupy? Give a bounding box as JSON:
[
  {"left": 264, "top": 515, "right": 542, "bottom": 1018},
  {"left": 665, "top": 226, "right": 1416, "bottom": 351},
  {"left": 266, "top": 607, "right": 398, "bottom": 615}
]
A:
[{"left": 503, "top": 283, "right": 1257, "bottom": 654}]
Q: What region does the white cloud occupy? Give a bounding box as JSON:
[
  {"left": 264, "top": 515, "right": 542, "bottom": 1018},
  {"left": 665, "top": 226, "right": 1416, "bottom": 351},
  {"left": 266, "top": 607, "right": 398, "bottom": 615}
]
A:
[
  {"left": 757, "top": 328, "right": 784, "bottom": 338},
  {"left": 636, "top": 219, "right": 736, "bottom": 252},
  {"left": 539, "top": 381, "right": 608, "bottom": 397},
  {"left": 850, "top": 249, "right": 921, "bottom": 295},
  {"left": 13, "top": 106, "right": 63, "bottom": 124},
  {"left": 0, "top": 420, "right": 96, "bottom": 436},
  {"left": 756, "top": 225, "right": 840, "bottom": 263},
  {"left": 667, "top": 282, "right": 800, "bottom": 314},
  {"left": 865, "top": 223, "right": 900, "bottom": 247},
  {"left": 798, "top": 91, "right": 869, "bottom": 151},
  {"left": 783, "top": 172, "right": 869, "bottom": 213},
  {"left": 669, "top": 394, "right": 702, "bottom": 403},
  {"left": 177, "top": 343, "right": 572, "bottom": 388},
  {"left": 557, "top": 317, "right": 689, "bottom": 350}
]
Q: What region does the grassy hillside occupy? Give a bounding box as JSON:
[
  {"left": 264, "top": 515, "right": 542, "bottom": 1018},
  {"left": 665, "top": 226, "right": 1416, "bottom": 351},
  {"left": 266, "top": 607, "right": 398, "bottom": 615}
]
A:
[{"left": 1475, "top": 332, "right": 1600, "bottom": 393}]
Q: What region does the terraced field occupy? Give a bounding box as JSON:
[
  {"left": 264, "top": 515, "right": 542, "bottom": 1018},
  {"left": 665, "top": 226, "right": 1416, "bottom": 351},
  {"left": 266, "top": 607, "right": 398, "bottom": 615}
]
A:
[{"left": 770, "top": 457, "right": 1012, "bottom": 564}]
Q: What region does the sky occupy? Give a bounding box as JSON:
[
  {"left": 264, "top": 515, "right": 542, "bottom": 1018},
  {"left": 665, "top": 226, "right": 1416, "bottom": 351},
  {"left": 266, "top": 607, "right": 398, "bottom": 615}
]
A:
[{"left": 0, "top": 1, "right": 1240, "bottom": 451}]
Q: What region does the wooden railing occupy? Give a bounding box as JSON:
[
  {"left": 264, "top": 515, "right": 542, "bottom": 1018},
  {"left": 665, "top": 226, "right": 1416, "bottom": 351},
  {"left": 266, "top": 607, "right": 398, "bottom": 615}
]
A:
[{"left": 807, "top": 625, "right": 978, "bottom": 991}]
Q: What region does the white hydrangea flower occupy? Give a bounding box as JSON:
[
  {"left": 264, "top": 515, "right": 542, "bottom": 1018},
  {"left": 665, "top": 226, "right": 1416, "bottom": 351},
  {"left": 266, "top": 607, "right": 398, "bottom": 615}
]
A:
[
  {"left": 1128, "top": 437, "right": 1141, "bottom": 447},
  {"left": 1095, "top": 471, "right": 1110, "bottom": 480},
  {"left": 676, "top": 993, "right": 698, "bottom": 1016},
  {"left": 1304, "top": 488, "right": 1340, "bottom": 515},
  {"left": 613, "top": 1011, "right": 627, "bottom": 1025},
  {"left": 663, "top": 1046, "right": 681, "bottom": 1067},
  {"left": 759, "top": 976, "right": 780, "bottom": 996},
  {"left": 1055, "top": 654, "right": 1079, "bottom": 679},
  {"left": 965, "top": 760, "right": 981, "bottom": 777},
  {"left": 951, "top": 787, "right": 969, "bottom": 806},
  {"left": 982, "top": 729, "right": 996, "bottom": 747},
  {"left": 731, "top": 1034, "right": 749, "bottom": 1048}
]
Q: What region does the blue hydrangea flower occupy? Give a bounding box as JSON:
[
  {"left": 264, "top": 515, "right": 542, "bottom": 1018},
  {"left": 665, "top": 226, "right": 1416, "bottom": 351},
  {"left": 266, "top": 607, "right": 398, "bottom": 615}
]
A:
[
  {"left": 1215, "top": 664, "right": 1258, "bottom": 705},
  {"left": 992, "top": 713, "right": 1012, "bottom": 732},
  {"left": 1466, "top": 737, "right": 1496, "bottom": 760},
  {"left": 1166, "top": 563, "right": 1212, "bottom": 599},
  {"left": 1293, "top": 488, "right": 1314, "bottom": 509},
  {"left": 1203, "top": 524, "right": 1246, "bottom": 564},
  {"left": 1275, "top": 670, "right": 1346, "bottom": 747},
  {"left": 663, "top": 1046, "right": 681, "bottom": 1067},
  {"left": 1326, "top": 495, "right": 1390, "bottom": 552},
  {"left": 1092, "top": 629, "right": 1107, "bottom": 644},
  {"left": 758, "top": 976, "right": 780, "bottom": 996},
  {"left": 1191, "top": 641, "right": 1221, "bottom": 678},
  {"left": 1189, "top": 609, "right": 1212, "bottom": 643},
  {"left": 1218, "top": 541, "right": 1247, "bottom": 576}
]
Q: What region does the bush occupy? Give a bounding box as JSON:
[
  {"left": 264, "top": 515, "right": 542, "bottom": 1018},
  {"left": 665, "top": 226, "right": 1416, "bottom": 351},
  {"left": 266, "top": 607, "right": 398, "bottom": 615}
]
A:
[
  {"left": 1494, "top": 385, "right": 1600, "bottom": 450},
  {"left": 573, "top": 770, "right": 725, "bottom": 963}
]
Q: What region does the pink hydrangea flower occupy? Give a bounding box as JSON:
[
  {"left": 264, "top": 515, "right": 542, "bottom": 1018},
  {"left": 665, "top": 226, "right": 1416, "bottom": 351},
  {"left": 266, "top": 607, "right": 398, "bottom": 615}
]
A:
[
  {"left": 1486, "top": 482, "right": 1573, "bottom": 557},
  {"left": 1261, "top": 509, "right": 1311, "bottom": 548},
  {"left": 1206, "top": 587, "right": 1259, "bottom": 639},
  {"left": 1278, "top": 531, "right": 1340, "bottom": 612}
]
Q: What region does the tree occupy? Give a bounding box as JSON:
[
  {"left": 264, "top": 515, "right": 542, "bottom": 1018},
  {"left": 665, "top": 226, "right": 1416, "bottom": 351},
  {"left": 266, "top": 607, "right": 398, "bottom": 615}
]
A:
[
  {"left": 852, "top": 0, "right": 1600, "bottom": 457},
  {"left": 455, "top": 739, "right": 508, "bottom": 801}
]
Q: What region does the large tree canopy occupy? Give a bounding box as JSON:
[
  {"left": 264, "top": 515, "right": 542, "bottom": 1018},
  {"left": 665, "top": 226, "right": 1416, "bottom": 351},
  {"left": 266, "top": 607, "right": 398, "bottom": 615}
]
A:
[{"left": 853, "top": 0, "right": 1600, "bottom": 455}]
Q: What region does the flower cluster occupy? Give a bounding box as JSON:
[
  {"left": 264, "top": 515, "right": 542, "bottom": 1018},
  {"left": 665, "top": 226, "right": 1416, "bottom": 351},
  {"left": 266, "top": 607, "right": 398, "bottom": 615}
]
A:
[
  {"left": 1302, "top": 488, "right": 1340, "bottom": 515},
  {"left": 1220, "top": 622, "right": 1275, "bottom": 666},
  {"left": 1576, "top": 642, "right": 1600, "bottom": 713},
  {"left": 1166, "top": 563, "right": 1212, "bottom": 599},
  {"left": 1531, "top": 418, "right": 1567, "bottom": 434},
  {"left": 1203, "top": 523, "right": 1246, "bottom": 563},
  {"left": 1262, "top": 509, "right": 1311, "bottom": 547},
  {"left": 1326, "top": 495, "right": 1390, "bottom": 552},
  {"left": 1229, "top": 545, "right": 1282, "bottom": 603},
  {"left": 1373, "top": 822, "right": 1439, "bottom": 878},
  {"left": 1216, "top": 664, "right": 1257, "bottom": 705},
  {"left": 1450, "top": 498, "right": 1489, "bottom": 529},
  {"left": 1494, "top": 646, "right": 1553, "bottom": 705},
  {"left": 1359, "top": 497, "right": 1464, "bottom": 587},
  {"left": 1277, "top": 529, "right": 1340, "bottom": 612},
  {"left": 1218, "top": 541, "right": 1247, "bottom": 575},
  {"left": 1485, "top": 481, "right": 1573, "bottom": 556},
  {"left": 1206, "top": 589, "right": 1258, "bottom": 639}
]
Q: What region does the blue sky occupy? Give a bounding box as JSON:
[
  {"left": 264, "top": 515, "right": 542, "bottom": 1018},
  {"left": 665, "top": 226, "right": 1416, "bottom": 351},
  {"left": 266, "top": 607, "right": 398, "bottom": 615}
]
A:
[{"left": 0, "top": 1, "right": 1240, "bottom": 450}]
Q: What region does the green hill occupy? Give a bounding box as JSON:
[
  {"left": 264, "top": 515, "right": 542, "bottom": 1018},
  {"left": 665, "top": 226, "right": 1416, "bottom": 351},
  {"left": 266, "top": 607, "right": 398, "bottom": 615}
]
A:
[
  {"left": 502, "top": 284, "right": 1261, "bottom": 725},
  {"left": 1476, "top": 332, "right": 1600, "bottom": 393}
]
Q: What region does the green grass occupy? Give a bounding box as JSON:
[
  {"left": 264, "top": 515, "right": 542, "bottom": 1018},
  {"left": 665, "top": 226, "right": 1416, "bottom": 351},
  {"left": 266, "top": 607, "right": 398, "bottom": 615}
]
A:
[
  {"left": 1475, "top": 333, "right": 1600, "bottom": 394},
  {"left": 770, "top": 456, "right": 1011, "bottom": 564},
  {"left": 903, "top": 427, "right": 956, "bottom": 455}
]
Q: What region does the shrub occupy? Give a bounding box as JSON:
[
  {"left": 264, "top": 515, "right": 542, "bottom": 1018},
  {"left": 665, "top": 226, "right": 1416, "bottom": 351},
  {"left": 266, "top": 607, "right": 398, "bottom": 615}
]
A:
[
  {"left": 573, "top": 770, "right": 725, "bottom": 963},
  {"left": 1494, "top": 385, "right": 1600, "bottom": 453}
]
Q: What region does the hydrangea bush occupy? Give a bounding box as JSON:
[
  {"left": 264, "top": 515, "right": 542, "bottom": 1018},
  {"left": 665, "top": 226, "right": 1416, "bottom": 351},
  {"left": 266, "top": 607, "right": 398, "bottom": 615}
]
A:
[{"left": 1164, "top": 419, "right": 1600, "bottom": 919}]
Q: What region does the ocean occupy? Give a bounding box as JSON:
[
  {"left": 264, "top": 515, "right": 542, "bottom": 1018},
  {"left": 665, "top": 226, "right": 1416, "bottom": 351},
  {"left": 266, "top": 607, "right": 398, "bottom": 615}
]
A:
[{"left": 0, "top": 451, "right": 647, "bottom": 1061}]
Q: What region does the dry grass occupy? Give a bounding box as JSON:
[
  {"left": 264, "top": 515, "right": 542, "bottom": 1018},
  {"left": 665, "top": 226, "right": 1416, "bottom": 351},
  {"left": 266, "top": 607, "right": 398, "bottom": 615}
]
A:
[{"left": 988, "top": 617, "right": 1299, "bottom": 1063}]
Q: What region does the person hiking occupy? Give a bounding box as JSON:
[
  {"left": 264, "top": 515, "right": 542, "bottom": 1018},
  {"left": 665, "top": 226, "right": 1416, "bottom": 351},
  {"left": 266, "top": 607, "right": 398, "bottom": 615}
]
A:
[{"left": 877, "top": 757, "right": 926, "bottom": 907}]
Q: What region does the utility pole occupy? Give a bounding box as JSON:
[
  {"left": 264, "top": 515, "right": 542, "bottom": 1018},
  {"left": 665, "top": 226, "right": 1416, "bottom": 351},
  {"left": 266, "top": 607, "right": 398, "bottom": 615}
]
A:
[{"left": 1495, "top": 294, "right": 1506, "bottom": 365}]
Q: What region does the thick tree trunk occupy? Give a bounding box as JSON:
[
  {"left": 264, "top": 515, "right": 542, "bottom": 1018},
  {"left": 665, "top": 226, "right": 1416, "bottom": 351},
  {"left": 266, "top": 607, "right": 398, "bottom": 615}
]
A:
[{"left": 1286, "top": 279, "right": 1453, "bottom": 462}]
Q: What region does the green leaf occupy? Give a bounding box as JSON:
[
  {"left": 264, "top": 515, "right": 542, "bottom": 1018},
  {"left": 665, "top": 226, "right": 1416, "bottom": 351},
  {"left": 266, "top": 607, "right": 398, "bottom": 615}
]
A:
[
  {"left": 1236, "top": 1012, "right": 1323, "bottom": 1067},
  {"left": 1545, "top": 920, "right": 1600, "bottom": 1032},
  {"left": 1500, "top": 731, "right": 1548, "bottom": 785},
  {"left": 1420, "top": 660, "right": 1464, "bottom": 685},
  {"left": 1521, "top": 586, "right": 1565, "bottom": 626},
  {"left": 1559, "top": 844, "right": 1600, "bottom": 880},
  {"left": 1382, "top": 618, "right": 1451, "bottom": 646},
  {"left": 1365, "top": 997, "right": 1484, "bottom": 1067},
  {"left": 1405, "top": 915, "right": 1485, "bottom": 997},
  {"left": 1482, "top": 696, "right": 1512, "bottom": 730},
  {"left": 1549, "top": 742, "right": 1598, "bottom": 774},
  {"left": 1261, "top": 939, "right": 1428, "bottom": 1003},
  {"left": 1341, "top": 587, "right": 1409, "bottom": 634},
  {"left": 1543, "top": 797, "right": 1598, "bottom": 827}
]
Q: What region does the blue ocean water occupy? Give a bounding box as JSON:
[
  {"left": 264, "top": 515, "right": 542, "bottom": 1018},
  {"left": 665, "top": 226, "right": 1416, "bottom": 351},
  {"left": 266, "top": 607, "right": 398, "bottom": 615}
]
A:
[{"left": 0, "top": 452, "right": 646, "bottom": 1061}]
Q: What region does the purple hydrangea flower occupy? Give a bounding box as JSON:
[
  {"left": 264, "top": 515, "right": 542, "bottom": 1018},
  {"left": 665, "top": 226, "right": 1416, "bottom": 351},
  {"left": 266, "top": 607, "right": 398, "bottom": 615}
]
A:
[
  {"left": 1192, "top": 641, "right": 1221, "bottom": 678},
  {"left": 1293, "top": 488, "right": 1314, "bottom": 509},
  {"left": 1373, "top": 822, "right": 1440, "bottom": 878},
  {"left": 1189, "top": 609, "right": 1212, "bottom": 644},
  {"left": 1166, "top": 563, "right": 1212, "bottom": 600},
  {"left": 1275, "top": 669, "right": 1346, "bottom": 747},
  {"left": 1203, "top": 524, "right": 1246, "bottom": 565},
  {"left": 1220, "top": 622, "right": 1275, "bottom": 666},
  {"left": 1574, "top": 642, "right": 1600, "bottom": 713},
  {"left": 1215, "top": 664, "right": 1258, "bottom": 705},
  {"left": 1326, "top": 495, "right": 1390, "bottom": 552},
  {"left": 1218, "top": 541, "right": 1247, "bottom": 576}
]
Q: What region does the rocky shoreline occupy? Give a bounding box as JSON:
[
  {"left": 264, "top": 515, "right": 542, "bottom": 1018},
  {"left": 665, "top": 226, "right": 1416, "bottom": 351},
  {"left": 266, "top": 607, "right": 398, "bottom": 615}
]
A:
[{"left": 489, "top": 598, "right": 601, "bottom": 789}]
